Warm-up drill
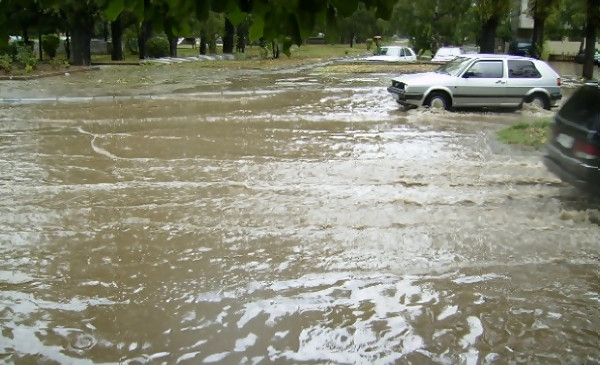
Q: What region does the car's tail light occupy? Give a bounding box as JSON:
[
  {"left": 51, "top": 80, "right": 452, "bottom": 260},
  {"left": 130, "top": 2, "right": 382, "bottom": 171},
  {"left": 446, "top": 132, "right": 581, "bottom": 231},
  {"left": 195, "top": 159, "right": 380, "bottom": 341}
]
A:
[
  {"left": 574, "top": 140, "right": 600, "bottom": 159},
  {"left": 557, "top": 77, "right": 562, "bottom": 86},
  {"left": 391, "top": 81, "right": 405, "bottom": 90}
]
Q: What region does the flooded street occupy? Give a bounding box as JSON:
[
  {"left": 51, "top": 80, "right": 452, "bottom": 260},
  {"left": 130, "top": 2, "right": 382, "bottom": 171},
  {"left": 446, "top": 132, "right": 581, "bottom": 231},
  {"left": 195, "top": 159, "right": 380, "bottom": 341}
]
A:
[{"left": 1, "top": 62, "right": 599, "bottom": 364}]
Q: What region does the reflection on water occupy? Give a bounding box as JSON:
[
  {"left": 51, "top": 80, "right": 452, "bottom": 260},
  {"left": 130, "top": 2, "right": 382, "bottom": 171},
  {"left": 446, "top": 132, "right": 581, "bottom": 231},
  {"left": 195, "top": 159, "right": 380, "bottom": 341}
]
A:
[{"left": 1, "top": 64, "right": 599, "bottom": 364}]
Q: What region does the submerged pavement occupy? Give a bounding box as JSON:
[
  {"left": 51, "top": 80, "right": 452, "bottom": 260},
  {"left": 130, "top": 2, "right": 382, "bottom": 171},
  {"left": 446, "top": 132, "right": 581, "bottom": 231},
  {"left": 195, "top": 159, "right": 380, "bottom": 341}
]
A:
[{"left": 0, "top": 62, "right": 599, "bottom": 364}]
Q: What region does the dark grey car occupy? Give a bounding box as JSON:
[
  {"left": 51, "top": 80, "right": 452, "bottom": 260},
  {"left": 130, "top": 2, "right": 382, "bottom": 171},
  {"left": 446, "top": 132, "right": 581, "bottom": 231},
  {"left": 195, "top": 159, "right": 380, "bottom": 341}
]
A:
[{"left": 544, "top": 84, "right": 600, "bottom": 195}]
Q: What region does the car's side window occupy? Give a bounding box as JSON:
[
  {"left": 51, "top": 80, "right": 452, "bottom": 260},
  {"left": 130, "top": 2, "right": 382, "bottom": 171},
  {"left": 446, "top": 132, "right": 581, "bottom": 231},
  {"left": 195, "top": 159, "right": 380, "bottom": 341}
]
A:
[
  {"left": 508, "top": 60, "right": 542, "bottom": 78},
  {"left": 465, "top": 61, "right": 504, "bottom": 78},
  {"left": 400, "top": 48, "right": 406, "bottom": 57}
]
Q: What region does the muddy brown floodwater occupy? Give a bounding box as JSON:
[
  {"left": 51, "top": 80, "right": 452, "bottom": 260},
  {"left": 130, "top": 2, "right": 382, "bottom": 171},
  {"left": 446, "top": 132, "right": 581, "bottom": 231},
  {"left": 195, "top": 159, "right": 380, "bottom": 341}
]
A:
[{"left": 1, "top": 61, "right": 599, "bottom": 364}]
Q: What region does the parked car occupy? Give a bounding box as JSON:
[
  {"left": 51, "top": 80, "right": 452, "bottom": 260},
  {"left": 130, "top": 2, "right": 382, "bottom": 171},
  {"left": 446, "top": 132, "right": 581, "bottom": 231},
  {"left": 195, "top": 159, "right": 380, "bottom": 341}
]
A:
[
  {"left": 574, "top": 50, "right": 600, "bottom": 65},
  {"left": 508, "top": 41, "right": 533, "bottom": 56},
  {"left": 366, "top": 46, "right": 417, "bottom": 62},
  {"left": 544, "top": 84, "right": 600, "bottom": 195},
  {"left": 387, "top": 53, "right": 562, "bottom": 111},
  {"left": 431, "top": 47, "right": 464, "bottom": 63}
]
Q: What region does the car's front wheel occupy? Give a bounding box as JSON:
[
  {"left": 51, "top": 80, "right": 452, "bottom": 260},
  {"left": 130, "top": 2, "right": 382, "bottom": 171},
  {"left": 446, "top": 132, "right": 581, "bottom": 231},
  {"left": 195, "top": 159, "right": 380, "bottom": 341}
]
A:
[
  {"left": 424, "top": 91, "right": 451, "bottom": 110},
  {"left": 526, "top": 93, "right": 550, "bottom": 110}
]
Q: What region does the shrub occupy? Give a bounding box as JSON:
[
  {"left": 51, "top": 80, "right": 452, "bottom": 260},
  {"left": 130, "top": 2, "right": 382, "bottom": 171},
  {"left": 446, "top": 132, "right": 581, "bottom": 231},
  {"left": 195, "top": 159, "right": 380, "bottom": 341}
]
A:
[
  {"left": 0, "top": 54, "right": 12, "bottom": 72},
  {"left": 50, "top": 56, "right": 67, "bottom": 70},
  {"left": 15, "top": 45, "right": 38, "bottom": 70},
  {"left": 260, "top": 44, "right": 271, "bottom": 59},
  {"left": 41, "top": 34, "right": 60, "bottom": 58},
  {"left": 365, "top": 39, "right": 374, "bottom": 51},
  {"left": 146, "top": 37, "right": 169, "bottom": 58},
  {"left": 3, "top": 42, "right": 21, "bottom": 58},
  {"left": 123, "top": 27, "right": 139, "bottom": 55},
  {"left": 126, "top": 38, "right": 139, "bottom": 55}
]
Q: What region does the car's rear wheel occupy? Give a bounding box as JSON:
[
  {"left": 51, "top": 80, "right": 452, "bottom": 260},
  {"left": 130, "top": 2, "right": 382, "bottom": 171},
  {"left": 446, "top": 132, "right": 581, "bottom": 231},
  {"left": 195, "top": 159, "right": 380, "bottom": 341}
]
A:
[
  {"left": 526, "top": 93, "right": 550, "bottom": 110},
  {"left": 424, "top": 91, "right": 450, "bottom": 110}
]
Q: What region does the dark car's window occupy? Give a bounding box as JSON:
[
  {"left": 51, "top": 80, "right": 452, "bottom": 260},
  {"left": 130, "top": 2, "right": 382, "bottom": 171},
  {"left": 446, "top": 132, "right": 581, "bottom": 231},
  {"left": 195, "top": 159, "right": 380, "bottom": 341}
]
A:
[
  {"left": 558, "top": 85, "right": 600, "bottom": 130},
  {"left": 508, "top": 60, "right": 541, "bottom": 78},
  {"left": 465, "top": 61, "right": 503, "bottom": 78}
]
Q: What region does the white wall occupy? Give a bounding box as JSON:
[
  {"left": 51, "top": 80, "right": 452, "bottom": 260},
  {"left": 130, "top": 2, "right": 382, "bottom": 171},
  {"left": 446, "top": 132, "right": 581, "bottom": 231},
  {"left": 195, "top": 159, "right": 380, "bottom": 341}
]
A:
[{"left": 546, "top": 40, "right": 584, "bottom": 56}]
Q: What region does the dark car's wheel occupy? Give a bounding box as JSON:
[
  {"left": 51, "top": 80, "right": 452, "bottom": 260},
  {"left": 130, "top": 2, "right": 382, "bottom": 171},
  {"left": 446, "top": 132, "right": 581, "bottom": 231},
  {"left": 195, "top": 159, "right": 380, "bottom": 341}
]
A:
[
  {"left": 424, "top": 91, "right": 450, "bottom": 110},
  {"left": 526, "top": 93, "right": 550, "bottom": 110}
]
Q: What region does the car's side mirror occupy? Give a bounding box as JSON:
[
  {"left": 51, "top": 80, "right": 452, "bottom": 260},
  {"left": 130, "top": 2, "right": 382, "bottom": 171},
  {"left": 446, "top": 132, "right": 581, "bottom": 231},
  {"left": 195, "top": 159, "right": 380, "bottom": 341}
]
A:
[{"left": 463, "top": 71, "right": 476, "bottom": 78}]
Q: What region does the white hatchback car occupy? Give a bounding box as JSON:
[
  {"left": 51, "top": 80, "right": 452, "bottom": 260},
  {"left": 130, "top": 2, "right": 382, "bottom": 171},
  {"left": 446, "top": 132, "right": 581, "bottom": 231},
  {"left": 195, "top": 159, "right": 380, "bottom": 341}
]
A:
[
  {"left": 387, "top": 53, "right": 562, "bottom": 111},
  {"left": 366, "top": 46, "right": 417, "bottom": 62},
  {"left": 431, "top": 47, "right": 464, "bottom": 63}
]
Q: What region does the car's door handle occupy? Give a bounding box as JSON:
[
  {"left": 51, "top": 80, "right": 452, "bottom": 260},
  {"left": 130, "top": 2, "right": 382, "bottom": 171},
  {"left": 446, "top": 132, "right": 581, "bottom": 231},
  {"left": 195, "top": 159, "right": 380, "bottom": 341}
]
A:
[{"left": 495, "top": 80, "right": 506, "bottom": 84}]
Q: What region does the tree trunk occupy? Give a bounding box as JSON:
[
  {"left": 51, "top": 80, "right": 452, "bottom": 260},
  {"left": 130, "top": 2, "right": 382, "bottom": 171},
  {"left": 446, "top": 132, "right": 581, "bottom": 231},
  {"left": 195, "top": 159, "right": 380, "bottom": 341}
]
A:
[
  {"left": 69, "top": 10, "right": 93, "bottom": 68},
  {"left": 138, "top": 21, "right": 151, "bottom": 59},
  {"left": 199, "top": 33, "right": 207, "bottom": 55},
  {"left": 208, "top": 39, "right": 217, "bottom": 54},
  {"left": 582, "top": 0, "right": 599, "bottom": 79},
  {"left": 530, "top": 0, "right": 544, "bottom": 59},
  {"left": 236, "top": 26, "right": 246, "bottom": 53},
  {"left": 70, "top": 28, "right": 91, "bottom": 66},
  {"left": 272, "top": 40, "right": 279, "bottom": 59},
  {"left": 110, "top": 15, "right": 124, "bottom": 61},
  {"left": 38, "top": 34, "right": 43, "bottom": 61},
  {"left": 103, "top": 22, "right": 109, "bottom": 42},
  {"left": 479, "top": 15, "right": 499, "bottom": 54},
  {"left": 223, "top": 18, "right": 234, "bottom": 54},
  {"left": 531, "top": 16, "right": 545, "bottom": 59},
  {"left": 169, "top": 37, "right": 178, "bottom": 57},
  {"left": 64, "top": 30, "right": 71, "bottom": 59}
]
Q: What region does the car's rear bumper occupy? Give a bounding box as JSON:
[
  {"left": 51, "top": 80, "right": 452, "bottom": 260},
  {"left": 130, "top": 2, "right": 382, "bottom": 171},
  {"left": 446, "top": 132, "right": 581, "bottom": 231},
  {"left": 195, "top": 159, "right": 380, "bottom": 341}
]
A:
[
  {"left": 387, "top": 86, "right": 423, "bottom": 107},
  {"left": 550, "top": 92, "right": 562, "bottom": 107},
  {"left": 544, "top": 144, "right": 600, "bottom": 195}
]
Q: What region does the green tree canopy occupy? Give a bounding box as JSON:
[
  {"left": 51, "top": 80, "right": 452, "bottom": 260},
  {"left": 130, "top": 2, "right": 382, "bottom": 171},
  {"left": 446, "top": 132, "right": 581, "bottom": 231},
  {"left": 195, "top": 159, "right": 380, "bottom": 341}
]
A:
[
  {"left": 0, "top": 0, "right": 399, "bottom": 64},
  {"left": 390, "top": 0, "right": 472, "bottom": 54}
]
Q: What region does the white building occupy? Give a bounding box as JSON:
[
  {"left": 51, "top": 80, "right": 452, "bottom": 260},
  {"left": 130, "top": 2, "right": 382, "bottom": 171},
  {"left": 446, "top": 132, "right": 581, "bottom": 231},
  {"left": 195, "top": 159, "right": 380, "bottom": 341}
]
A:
[{"left": 511, "top": 0, "right": 533, "bottom": 41}]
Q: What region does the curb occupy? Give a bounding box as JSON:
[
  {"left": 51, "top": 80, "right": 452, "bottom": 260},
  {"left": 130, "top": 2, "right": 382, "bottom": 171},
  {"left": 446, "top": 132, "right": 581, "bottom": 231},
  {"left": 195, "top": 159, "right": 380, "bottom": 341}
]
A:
[{"left": 0, "top": 66, "right": 100, "bottom": 81}]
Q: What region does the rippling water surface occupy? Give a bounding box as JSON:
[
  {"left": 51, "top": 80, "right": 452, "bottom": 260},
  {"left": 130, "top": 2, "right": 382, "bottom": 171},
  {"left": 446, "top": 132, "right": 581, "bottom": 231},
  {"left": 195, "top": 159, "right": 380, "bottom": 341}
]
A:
[{"left": 1, "top": 62, "right": 599, "bottom": 364}]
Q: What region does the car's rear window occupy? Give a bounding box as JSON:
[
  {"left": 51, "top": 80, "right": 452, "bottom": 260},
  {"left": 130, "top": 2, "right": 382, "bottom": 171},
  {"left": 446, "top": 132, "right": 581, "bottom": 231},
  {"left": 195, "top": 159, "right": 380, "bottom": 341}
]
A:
[
  {"left": 435, "top": 48, "right": 461, "bottom": 57},
  {"left": 558, "top": 85, "right": 600, "bottom": 130},
  {"left": 508, "top": 60, "right": 541, "bottom": 78}
]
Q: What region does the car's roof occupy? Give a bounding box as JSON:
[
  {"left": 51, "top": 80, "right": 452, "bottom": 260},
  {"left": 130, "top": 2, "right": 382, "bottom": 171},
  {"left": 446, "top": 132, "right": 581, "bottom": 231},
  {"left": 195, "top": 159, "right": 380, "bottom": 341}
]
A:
[{"left": 458, "top": 53, "right": 541, "bottom": 61}]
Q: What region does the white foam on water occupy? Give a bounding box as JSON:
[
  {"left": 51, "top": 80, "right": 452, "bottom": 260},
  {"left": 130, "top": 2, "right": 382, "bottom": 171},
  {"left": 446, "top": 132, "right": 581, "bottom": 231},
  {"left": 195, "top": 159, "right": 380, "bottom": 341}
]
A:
[
  {"left": 437, "top": 305, "right": 459, "bottom": 321},
  {"left": 203, "top": 351, "right": 230, "bottom": 363},
  {"left": 234, "top": 273, "right": 433, "bottom": 363},
  {"left": 147, "top": 351, "right": 170, "bottom": 360},
  {"left": 176, "top": 351, "right": 201, "bottom": 364},
  {"left": 234, "top": 333, "right": 258, "bottom": 352},
  {"left": 452, "top": 273, "right": 508, "bottom": 285},
  {"left": 459, "top": 316, "right": 484, "bottom": 349},
  {"left": 76, "top": 126, "right": 120, "bottom": 160}
]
